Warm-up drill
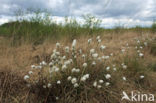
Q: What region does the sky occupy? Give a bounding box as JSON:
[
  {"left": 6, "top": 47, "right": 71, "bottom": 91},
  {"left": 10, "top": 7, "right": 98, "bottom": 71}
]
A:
[{"left": 0, "top": 0, "right": 156, "bottom": 28}]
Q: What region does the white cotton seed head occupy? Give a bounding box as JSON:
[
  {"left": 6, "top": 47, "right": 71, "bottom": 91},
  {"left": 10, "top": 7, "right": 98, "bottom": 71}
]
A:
[
  {"left": 65, "top": 46, "right": 69, "bottom": 53},
  {"left": 122, "top": 77, "right": 127, "bottom": 81},
  {"left": 122, "top": 65, "right": 127, "bottom": 69},
  {"left": 92, "top": 53, "right": 98, "bottom": 58},
  {"left": 57, "top": 80, "right": 61, "bottom": 84},
  {"left": 105, "top": 74, "right": 111, "bottom": 79},
  {"left": 100, "top": 45, "right": 106, "bottom": 50},
  {"left": 56, "top": 42, "right": 60, "bottom": 48},
  {"left": 113, "top": 68, "right": 117, "bottom": 71},
  {"left": 106, "top": 66, "right": 110, "bottom": 71},
  {"left": 96, "top": 36, "right": 100, "bottom": 40},
  {"left": 88, "top": 39, "right": 92, "bottom": 44},
  {"left": 82, "top": 54, "right": 86, "bottom": 58},
  {"left": 140, "top": 75, "right": 145, "bottom": 79},
  {"left": 90, "top": 49, "right": 95, "bottom": 54},
  {"left": 93, "top": 81, "right": 97, "bottom": 87},
  {"left": 74, "top": 83, "right": 79, "bottom": 88},
  {"left": 83, "top": 63, "right": 87, "bottom": 68},
  {"left": 24, "top": 75, "right": 29, "bottom": 80},
  {"left": 56, "top": 97, "right": 59, "bottom": 100},
  {"left": 139, "top": 53, "right": 144, "bottom": 57},
  {"left": 99, "top": 80, "right": 104, "bottom": 84},
  {"left": 67, "top": 76, "right": 72, "bottom": 81},
  {"left": 72, "top": 39, "right": 77, "bottom": 47},
  {"left": 92, "top": 61, "right": 96, "bottom": 66},
  {"left": 80, "top": 77, "right": 86, "bottom": 82},
  {"left": 97, "top": 85, "right": 102, "bottom": 89},
  {"left": 43, "top": 85, "right": 46, "bottom": 88},
  {"left": 72, "top": 68, "right": 76, "bottom": 73},
  {"left": 71, "top": 78, "right": 77, "bottom": 84},
  {"left": 98, "top": 39, "right": 101, "bottom": 43},
  {"left": 47, "top": 83, "right": 52, "bottom": 88},
  {"left": 28, "top": 71, "right": 33, "bottom": 75},
  {"left": 105, "top": 82, "right": 110, "bottom": 86}
]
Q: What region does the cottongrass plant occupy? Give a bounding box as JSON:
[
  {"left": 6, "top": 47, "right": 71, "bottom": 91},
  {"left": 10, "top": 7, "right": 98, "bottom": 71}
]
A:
[{"left": 23, "top": 35, "right": 154, "bottom": 103}]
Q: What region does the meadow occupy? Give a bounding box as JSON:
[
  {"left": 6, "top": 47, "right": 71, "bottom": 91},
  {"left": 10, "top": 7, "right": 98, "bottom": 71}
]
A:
[{"left": 0, "top": 11, "right": 156, "bottom": 103}]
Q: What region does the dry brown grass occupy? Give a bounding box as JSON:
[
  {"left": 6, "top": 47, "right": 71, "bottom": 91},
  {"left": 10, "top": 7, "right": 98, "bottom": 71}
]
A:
[{"left": 0, "top": 31, "right": 156, "bottom": 103}]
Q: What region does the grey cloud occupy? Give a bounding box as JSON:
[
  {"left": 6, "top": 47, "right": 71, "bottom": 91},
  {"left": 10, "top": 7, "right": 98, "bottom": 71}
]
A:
[{"left": 0, "top": 0, "right": 155, "bottom": 27}]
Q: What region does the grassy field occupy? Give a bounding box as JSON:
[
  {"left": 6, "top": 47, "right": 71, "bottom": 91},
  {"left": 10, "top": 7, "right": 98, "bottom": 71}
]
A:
[{"left": 0, "top": 13, "right": 156, "bottom": 103}]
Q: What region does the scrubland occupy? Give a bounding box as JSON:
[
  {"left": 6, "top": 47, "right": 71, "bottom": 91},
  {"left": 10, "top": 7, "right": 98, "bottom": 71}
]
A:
[{"left": 0, "top": 11, "right": 156, "bottom": 103}]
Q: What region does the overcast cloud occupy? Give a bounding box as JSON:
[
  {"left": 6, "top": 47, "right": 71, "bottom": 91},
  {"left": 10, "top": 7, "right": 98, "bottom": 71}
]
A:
[{"left": 0, "top": 0, "right": 155, "bottom": 28}]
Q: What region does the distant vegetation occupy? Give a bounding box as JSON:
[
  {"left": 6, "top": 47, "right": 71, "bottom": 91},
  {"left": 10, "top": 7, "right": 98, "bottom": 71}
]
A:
[{"left": 0, "top": 9, "right": 155, "bottom": 45}]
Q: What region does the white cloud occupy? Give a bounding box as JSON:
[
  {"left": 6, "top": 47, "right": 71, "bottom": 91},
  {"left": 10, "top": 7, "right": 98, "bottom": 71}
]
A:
[{"left": 0, "top": 0, "right": 155, "bottom": 27}]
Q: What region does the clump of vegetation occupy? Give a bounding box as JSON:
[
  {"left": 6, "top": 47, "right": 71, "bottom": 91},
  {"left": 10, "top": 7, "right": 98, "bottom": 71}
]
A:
[{"left": 20, "top": 35, "right": 154, "bottom": 103}]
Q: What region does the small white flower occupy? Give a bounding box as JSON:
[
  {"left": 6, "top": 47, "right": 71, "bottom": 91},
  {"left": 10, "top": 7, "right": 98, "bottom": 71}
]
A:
[
  {"left": 113, "top": 68, "right": 117, "bottom": 71},
  {"left": 72, "top": 68, "right": 76, "bottom": 73},
  {"left": 98, "top": 39, "right": 101, "bottom": 43},
  {"left": 102, "top": 56, "right": 109, "bottom": 59},
  {"left": 96, "top": 36, "right": 100, "bottom": 40},
  {"left": 99, "top": 80, "right": 104, "bottom": 84},
  {"left": 72, "top": 39, "right": 77, "bottom": 47},
  {"left": 74, "top": 83, "right": 79, "bottom": 88},
  {"left": 24, "top": 75, "right": 29, "bottom": 80},
  {"left": 144, "top": 42, "right": 147, "bottom": 46},
  {"left": 71, "top": 78, "right": 77, "bottom": 84},
  {"left": 137, "top": 40, "right": 140, "bottom": 43},
  {"left": 90, "top": 49, "right": 95, "bottom": 54},
  {"left": 122, "top": 65, "right": 127, "bottom": 69},
  {"left": 56, "top": 97, "right": 59, "bottom": 100},
  {"left": 92, "top": 53, "right": 98, "bottom": 58},
  {"left": 56, "top": 42, "right": 60, "bottom": 48},
  {"left": 82, "top": 54, "right": 86, "bottom": 58},
  {"left": 97, "top": 85, "right": 102, "bottom": 89},
  {"left": 105, "top": 74, "right": 111, "bottom": 79},
  {"left": 140, "top": 75, "right": 145, "bottom": 79},
  {"left": 139, "top": 53, "right": 144, "bottom": 57},
  {"left": 83, "top": 63, "right": 87, "bottom": 68},
  {"left": 28, "top": 71, "right": 33, "bottom": 75},
  {"left": 49, "top": 62, "right": 54, "bottom": 66},
  {"left": 100, "top": 45, "right": 106, "bottom": 50},
  {"left": 65, "top": 46, "right": 69, "bottom": 53},
  {"left": 88, "top": 38, "right": 92, "bottom": 44},
  {"left": 137, "top": 50, "right": 140, "bottom": 53},
  {"left": 135, "top": 46, "right": 138, "bottom": 49},
  {"left": 62, "top": 56, "right": 66, "bottom": 60},
  {"left": 105, "top": 82, "right": 110, "bottom": 86},
  {"left": 122, "top": 77, "right": 127, "bottom": 81},
  {"left": 110, "top": 53, "right": 113, "bottom": 56},
  {"left": 43, "top": 85, "right": 46, "bottom": 88},
  {"left": 75, "top": 69, "right": 80, "bottom": 73},
  {"left": 62, "top": 65, "right": 67, "bottom": 71},
  {"left": 55, "top": 67, "right": 59, "bottom": 72},
  {"left": 79, "top": 49, "right": 82, "bottom": 54},
  {"left": 92, "top": 61, "right": 96, "bottom": 66},
  {"left": 67, "top": 76, "right": 72, "bottom": 81},
  {"left": 93, "top": 81, "right": 97, "bottom": 87},
  {"left": 80, "top": 76, "right": 86, "bottom": 82},
  {"left": 140, "top": 46, "right": 143, "bottom": 49},
  {"left": 121, "top": 49, "right": 125, "bottom": 53},
  {"left": 47, "top": 83, "right": 52, "bottom": 88},
  {"left": 84, "top": 74, "right": 90, "bottom": 79},
  {"left": 57, "top": 80, "right": 61, "bottom": 84},
  {"left": 106, "top": 66, "right": 110, "bottom": 71}
]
